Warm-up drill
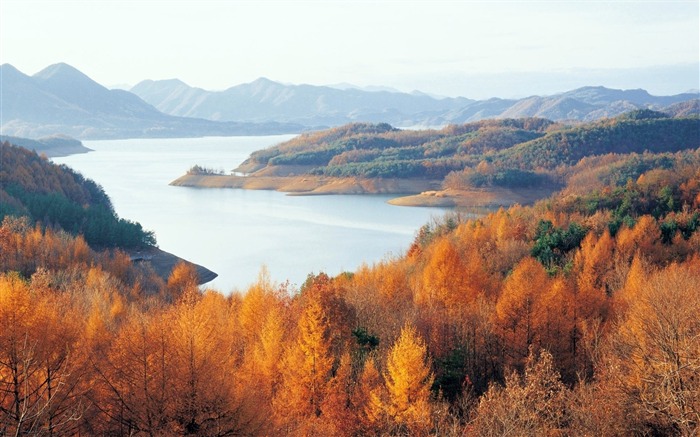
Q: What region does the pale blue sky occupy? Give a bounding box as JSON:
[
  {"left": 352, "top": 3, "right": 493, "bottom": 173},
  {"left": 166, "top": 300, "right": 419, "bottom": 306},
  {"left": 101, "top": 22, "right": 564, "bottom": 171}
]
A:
[{"left": 1, "top": 0, "right": 698, "bottom": 99}]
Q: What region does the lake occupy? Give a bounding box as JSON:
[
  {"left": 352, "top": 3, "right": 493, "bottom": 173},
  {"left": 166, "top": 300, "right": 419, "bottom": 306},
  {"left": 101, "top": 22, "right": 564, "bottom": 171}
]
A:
[{"left": 54, "top": 135, "right": 448, "bottom": 293}]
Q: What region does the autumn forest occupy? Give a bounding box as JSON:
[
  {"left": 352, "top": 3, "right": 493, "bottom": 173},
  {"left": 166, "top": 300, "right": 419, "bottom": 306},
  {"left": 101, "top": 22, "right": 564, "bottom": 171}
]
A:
[{"left": 1, "top": 112, "right": 700, "bottom": 436}]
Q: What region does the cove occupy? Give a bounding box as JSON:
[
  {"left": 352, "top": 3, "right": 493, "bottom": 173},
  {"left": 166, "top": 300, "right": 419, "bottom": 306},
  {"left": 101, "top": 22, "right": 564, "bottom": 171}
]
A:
[{"left": 54, "top": 135, "right": 446, "bottom": 292}]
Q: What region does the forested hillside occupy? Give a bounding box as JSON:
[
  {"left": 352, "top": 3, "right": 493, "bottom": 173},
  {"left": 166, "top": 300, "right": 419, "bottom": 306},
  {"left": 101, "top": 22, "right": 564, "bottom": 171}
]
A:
[
  {"left": 2, "top": 141, "right": 699, "bottom": 435},
  {"left": 235, "top": 118, "right": 554, "bottom": 180},
  {"left": 497, "top": 111, "right": 700, "bottom": 170},
  {"left": 0, "top": 141, "right": 155, "bottom": 248},
  {"left": 236, "top": 111, "right": 699, "bottom": 191}
]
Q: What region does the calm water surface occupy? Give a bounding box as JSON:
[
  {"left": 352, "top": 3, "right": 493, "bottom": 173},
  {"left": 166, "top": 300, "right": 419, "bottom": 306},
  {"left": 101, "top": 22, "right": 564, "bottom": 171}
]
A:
[{"left": 55, "top": 136, "right": 446, "bottom": 292}]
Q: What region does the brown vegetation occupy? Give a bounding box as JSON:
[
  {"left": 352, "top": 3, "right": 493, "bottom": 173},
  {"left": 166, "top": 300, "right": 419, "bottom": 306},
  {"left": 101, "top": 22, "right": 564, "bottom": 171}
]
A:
[{"left": 2, "top": 140, "right": 700, "bottom": 435}]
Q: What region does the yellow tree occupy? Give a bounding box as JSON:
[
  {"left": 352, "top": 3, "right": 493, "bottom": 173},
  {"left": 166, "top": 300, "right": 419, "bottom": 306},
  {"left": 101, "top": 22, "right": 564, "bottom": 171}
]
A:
[
  {"left": 494, "top": 257, "right": 550, "bottom": 367},
  {"left": 238, "top": 267, "right": 279, "bottom": 345},
  {"left": 536, "top": 276, "right": 578, "bottom": 379},
  {"left": 167, "top": 290, "right": 248, "bottom": 435},
  {"left": 165, "top": 261, "right": 198, "bottom": 302},
  {"left": 352, "top": 357, "right": 385, "bottom": 434},
  {"left": 348, "top": 261, "right": 413, "bottom": 358},
  {"left": 30, "top": 291, "right": 87, "bottom": 436},
  {"left": 615, "top": 215, "right": 662, "bottom": 264},
  {"left": 614, "top": 254, "right": 650, "bottom": 313},
  {"left": 0, "top": 273, "right": 38, "bottom": 435},
  {"left": 574, "top": 231, "right": 613, "bottom": 320},
  {"left": 234, "top": 301, "right": 289, "bottom": 436},
  {"left": 607, "top": 262, "right": 700, "bottom": 436},
  {"left": 419, "top": 236, "right": 487, "bottom": 310},
  {"left": 249, "top": 305, "right": 287, "bottom": 399},
  {"left": 274, "top": 296, "right": 334, "bottom": 432},
  {"left": 384, "top": 324, "right": 434, "bottom": 435},
  {"left": 0, "top": 274, "right": 86, "bottom": 436},
  {"left": 96, "top": 308, "right": 174, "bottom": 436}
]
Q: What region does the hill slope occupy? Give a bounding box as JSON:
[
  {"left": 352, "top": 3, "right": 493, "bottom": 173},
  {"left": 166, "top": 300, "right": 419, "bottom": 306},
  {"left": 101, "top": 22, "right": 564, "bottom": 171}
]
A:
[
  {"left": 173, "top": 111, "right": 700, "bottom": 207},
  {"left": 0, "top": 140, "right": 217, "bottom": 282},
  {"left": 0, "top": 140, "right": 154, "bottom": 248},
  {"left": 234, "top": 111, "right": 699, "bottom": 178},
  {"left": 3, "top": 132, "right": 700, "bottom": 436}
]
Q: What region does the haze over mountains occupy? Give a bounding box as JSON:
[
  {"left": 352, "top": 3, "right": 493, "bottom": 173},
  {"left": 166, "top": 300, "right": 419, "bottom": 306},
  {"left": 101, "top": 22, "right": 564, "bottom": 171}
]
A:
[
  {"left": 0, "top": 63, "right": 304, "bottom": 139},
  {"left": 132, "top": 78, "right": 699, "bottom": 127},
  {"left": 130, "top": 77, "right": 473, "bottom": 126},
  {"left": 1, "top": 62, "right": 698, "bottom": 140}
]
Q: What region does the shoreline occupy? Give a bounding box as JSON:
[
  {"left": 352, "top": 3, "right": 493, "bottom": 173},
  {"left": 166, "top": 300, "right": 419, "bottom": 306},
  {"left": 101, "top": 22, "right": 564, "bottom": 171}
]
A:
[
  {"left": 127, "top": 246, "right": 218, "bottom": 286},
  {"left": 169, "top": 173, "right": 555, "bottom": 208},
  {"left": 388, "top": 187, "right": 558, "bottom": 208},
  {"left": 169, "top": 173, "right": 442, "bottom": 196},
  {"left": 41, "top": 144, "right": 93, "bottom": 158}
]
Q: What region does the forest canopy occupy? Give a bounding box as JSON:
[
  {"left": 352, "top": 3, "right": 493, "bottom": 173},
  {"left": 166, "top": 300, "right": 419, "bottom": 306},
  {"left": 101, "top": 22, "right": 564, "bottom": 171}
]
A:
[
  {"left": 0, "top": 141, "right": 156, "bottom": 248},
  {"left": 2, "top": 125, "right": 700, "bottom": 435},
  {"left": 235, "top": 112, "right": 699, "bottom": 194}
]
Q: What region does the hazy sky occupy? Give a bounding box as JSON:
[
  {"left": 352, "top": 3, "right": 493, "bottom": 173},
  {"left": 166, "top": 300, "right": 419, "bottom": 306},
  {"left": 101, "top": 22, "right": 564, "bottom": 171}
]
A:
[{"left": 1, "top": 0, "right": 698, "bottom": 99}]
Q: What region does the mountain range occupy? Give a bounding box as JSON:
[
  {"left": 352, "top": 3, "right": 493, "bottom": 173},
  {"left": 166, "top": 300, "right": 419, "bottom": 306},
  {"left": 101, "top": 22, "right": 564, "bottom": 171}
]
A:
[
  {"left": 131, "top": 77, "right": 699, "bottom": 127},
  {"left": 130, "top": 77, "right": 474, "bottom": 126},
  {"left": 0, "top": 63, "right": 305, "bottom": 139},
  {"left": 1, "top": 62, "right": 698, "bottom": 140}
]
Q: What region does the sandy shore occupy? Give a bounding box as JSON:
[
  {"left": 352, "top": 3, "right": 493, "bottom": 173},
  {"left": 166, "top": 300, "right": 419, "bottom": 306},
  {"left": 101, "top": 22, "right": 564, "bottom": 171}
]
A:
[
  {"left": 170, "top": 173, "right": 442, "bottom": 195},
  {"left": 170, "top": 173, "right": 554, "bottom": 208},
  {"left": 388, "top": 187, "right": 557, "bottom": 208}
]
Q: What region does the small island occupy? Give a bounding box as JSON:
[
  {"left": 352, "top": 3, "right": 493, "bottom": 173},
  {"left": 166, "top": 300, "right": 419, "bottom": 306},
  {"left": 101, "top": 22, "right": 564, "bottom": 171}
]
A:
[{"left": 172, "top": 111, "right": 700, "bottom": 208}]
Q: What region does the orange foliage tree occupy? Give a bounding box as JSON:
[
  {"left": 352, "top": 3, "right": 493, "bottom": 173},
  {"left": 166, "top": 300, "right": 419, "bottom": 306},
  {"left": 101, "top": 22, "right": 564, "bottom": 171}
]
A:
[
  {"left": 382, "top": 324, "right": 434, "bottom": 435},
  {"left": 606, "top": 262, "right": 700, "bottom": 435},
  {"left": 0, "top": 273, "right": 87, "bottom": 436},
  {"left": 493, "top": 257, "right": 550, "bottom": 368},
  {"left": 274, "top": 296, "right": 334, "bottom": 433}
]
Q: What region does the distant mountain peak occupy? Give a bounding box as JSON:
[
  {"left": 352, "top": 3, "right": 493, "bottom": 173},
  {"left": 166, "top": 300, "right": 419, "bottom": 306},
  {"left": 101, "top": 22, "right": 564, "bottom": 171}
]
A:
[
  {"left": 1, "top": 63, "right": 22, "bottom": 73},
  {"left": 31, "top": 62, "right": 108, "bottom": 96},
  {"left": 559, "top": 86, "right": 655, "bottom": 106},
  {"left": 132, "top": 78, "right": 191, "bottom": 89},
  {"left": 327, "top": 82, "right": 403, "bottom": 94},
  {"left": 1, "top": 63, "right": 303, "bottom": 139},
  {"left": 250, "top": 77, "right": 279, "bottom": 86},
  {"left": 240, "top": 77, "right": 287, "bottom": 96},
  {"left": 576, "top": 85, "right": 611, "bottom": 91},
  {"left": 0, "top": 63, "right": 31, "bottom": 81},
  {"left": 160, "top": 78, "right": 190, "bottom": 87},
  {"left": 6, "top": 62, "right": 696, "bottom": 140},
  {"left": 34, "top": 62, "right": 91, "bottom": 81}
]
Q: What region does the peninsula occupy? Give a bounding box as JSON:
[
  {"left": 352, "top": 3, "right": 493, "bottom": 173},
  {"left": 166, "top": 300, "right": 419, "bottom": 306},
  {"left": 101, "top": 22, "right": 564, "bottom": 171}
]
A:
[{"left": 172, "top": 111, "right": 700, "bottom": 208}]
